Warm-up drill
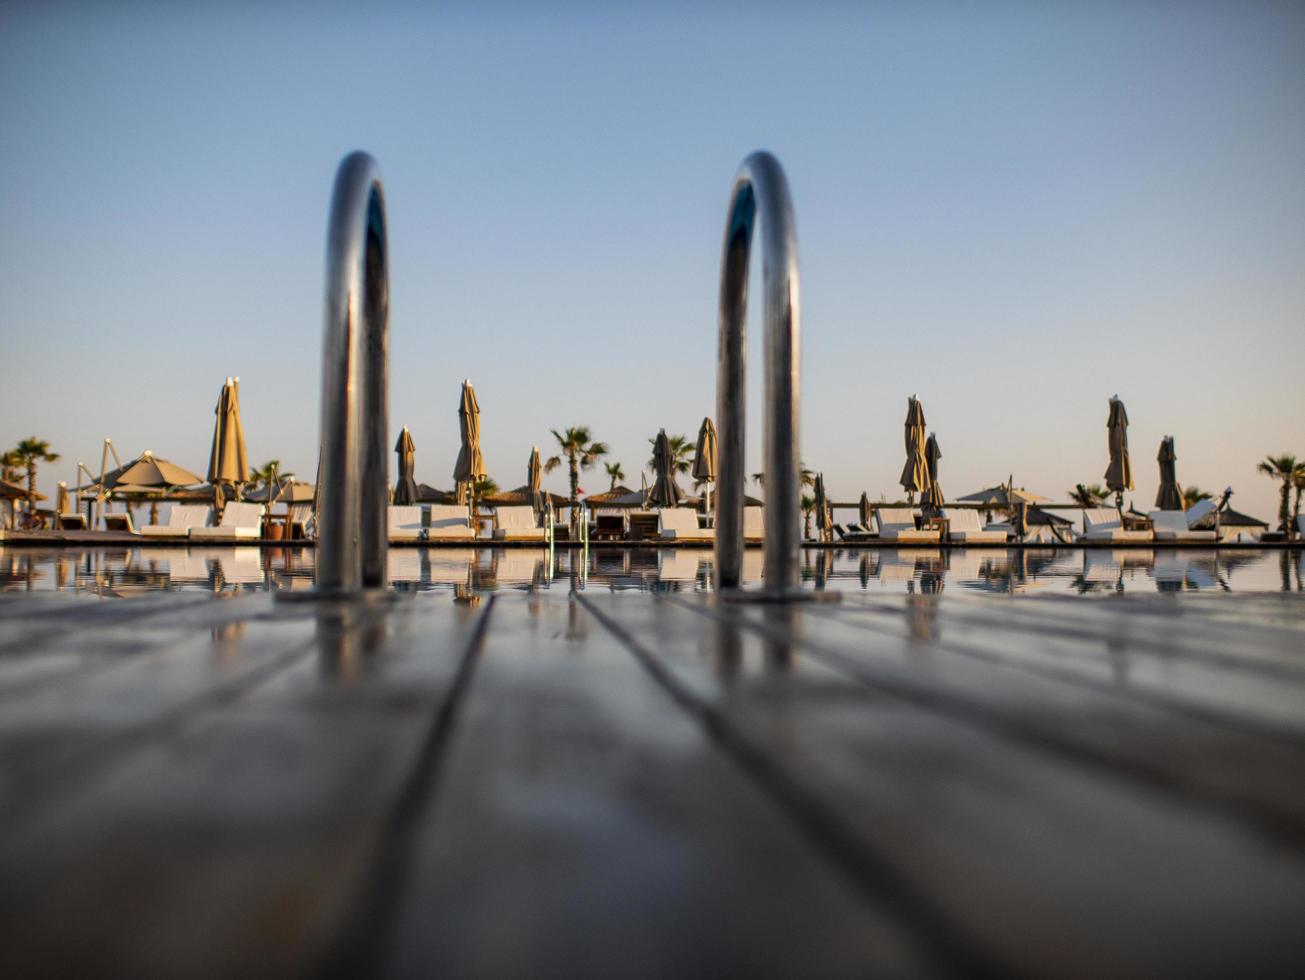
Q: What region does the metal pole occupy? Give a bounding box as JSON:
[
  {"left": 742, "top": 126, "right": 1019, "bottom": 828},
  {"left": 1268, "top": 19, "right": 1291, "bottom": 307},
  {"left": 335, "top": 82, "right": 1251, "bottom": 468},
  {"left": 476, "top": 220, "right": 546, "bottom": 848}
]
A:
[
  {"left": 316, "top": 151, "right": 389, "bottom": 593},
  {"left": 714, "top": 151, "right": 801, "bottom": 593}
]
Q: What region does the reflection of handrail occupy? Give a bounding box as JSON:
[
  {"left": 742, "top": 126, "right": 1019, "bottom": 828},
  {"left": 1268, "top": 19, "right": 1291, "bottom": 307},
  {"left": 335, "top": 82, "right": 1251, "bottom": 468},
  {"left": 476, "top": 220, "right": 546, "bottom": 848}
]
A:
[
  {"left": 714, "top": 152, "right": 801, "bottom": 592},
  {"left": 315, "top": 152, "right": 390, "bottom": 593}
]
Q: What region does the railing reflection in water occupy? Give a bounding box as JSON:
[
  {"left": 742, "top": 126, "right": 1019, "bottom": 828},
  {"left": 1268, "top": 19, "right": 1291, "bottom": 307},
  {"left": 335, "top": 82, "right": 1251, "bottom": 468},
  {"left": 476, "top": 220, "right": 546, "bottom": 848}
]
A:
[{"left": 2, "top": 546, "right": 1301, "bottom": 598}]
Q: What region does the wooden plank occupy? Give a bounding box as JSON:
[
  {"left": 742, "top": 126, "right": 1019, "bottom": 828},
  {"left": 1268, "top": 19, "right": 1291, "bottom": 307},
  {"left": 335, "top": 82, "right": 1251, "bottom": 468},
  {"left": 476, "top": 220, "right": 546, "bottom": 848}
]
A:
[
  {"left": 753, "top": 597, "right": 1305, "bottom": 838},
  {"left": 371, "top": 594, "right": 945, "bottom": 979},
  {"left": 586, "top": 593, "right": 1305, "bottom": 980},
  {"left": 822, "top": 594, "right": 1305, "bottom": 738},
  {"left": 0, "top": 593, "right": 488, "bottom": 979}
]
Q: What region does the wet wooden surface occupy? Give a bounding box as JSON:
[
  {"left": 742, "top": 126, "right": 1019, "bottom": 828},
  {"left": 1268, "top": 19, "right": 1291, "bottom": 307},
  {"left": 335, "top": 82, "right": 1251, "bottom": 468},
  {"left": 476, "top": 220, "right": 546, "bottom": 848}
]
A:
[{"left": 1, "top": 585, "right": 1304, "bottom": 979}]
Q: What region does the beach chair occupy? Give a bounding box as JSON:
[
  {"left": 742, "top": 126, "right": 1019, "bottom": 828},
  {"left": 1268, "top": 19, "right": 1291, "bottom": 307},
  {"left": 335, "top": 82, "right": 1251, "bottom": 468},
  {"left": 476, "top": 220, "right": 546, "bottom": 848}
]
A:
[
  {"left": 286, "top": 504, "right": 313, "bottom": 540},
  {"left": 1080, "top": 508, "right": 1153, "bottom": 543},
  {"left": 743, "top": 506, "right": 764, "bottom": 543},
  {"left": 189, "top": 502, "right": 264, "bottom": 541},
  {"left": 594, "top": 512, "right": 625, "bottom": 540},
  {"left": 493, "top": 506, "right": 547, "bottom": 542},
  {"left": 102, "top": 512, "right": 137, "bottom": 534},
  {"left": 1148, "top": 510, "right": 1217, "bottom": 543},
  {"left": 427, "top": 504, "right": 476, "bottom": 541},
  {"left": 387, "top": 505, "right": 425, "bottom": 542},
  {"left": 658, "top": 507, "right": 714, "bottom": 542},
  {"left": 942, "top": 509, "right": 1007, "bottom": 544},
  {"left": 141, "top": 504, "right": 212, "bottom": 538},
  {"left": 873, "top": 507, "right": 940, "bottom": 543}
]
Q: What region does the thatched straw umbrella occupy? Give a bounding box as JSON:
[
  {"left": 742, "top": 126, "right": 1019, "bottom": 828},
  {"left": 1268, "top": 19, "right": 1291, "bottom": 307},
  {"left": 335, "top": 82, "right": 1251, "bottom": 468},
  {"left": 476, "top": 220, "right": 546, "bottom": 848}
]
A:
[
  {"left": 900, "top": 395, "right": 930, "bottom": 504},
  {"left": 452, "top": 380, "right": 486, "bottom": 505},
  {"left": 1155, "top": 435, "right": 1183, "bottom": 511},
  {"left": 1104, "top": 395, "right": 1134, "bottom": 518},
  {"left": 393, "top": 426, "right": 419, "bottom": 505}
]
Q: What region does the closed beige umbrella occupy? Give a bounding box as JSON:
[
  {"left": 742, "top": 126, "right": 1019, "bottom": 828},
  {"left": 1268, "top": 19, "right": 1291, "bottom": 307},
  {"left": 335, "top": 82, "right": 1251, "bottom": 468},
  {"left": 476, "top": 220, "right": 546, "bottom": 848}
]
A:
[
  {"left": 207, "top": 378, "right": 248, "bottom": 502},
  {"left": 899, "top": 395, "right": 930, "bottom": 503},
  {"left": 1104, "top": 395, "right": 1134, "bottom": 516},
  {"left": 1155, "top": 435, "right": 1183, "bottom": 511},
  {"left": 693, "top": 417, "right": 717, "bottom": 515},
  {"left": 394, "top": 426, "right": 419, "bottom": 505},
  {"left": 859, "top": 491, "right": 872, "bottom": 529},
  {"left": 813, "top": 472, "right": 830, "bottom": 540},
  {"left": 452, "top": 381, "right": 486, "bottom": 505},
  {"left": 528, "top": 445, "right": 546, "bottom": 516},
  {"left": 923, "top": 433, "right": 944, "bottom": 511}
]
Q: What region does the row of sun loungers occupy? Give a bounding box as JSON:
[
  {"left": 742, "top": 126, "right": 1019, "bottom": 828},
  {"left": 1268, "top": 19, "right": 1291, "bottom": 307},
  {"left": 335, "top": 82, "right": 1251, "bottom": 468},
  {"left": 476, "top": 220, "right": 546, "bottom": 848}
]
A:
[{"left": 101, "top": 503, "right": 272, "bottom": 539}]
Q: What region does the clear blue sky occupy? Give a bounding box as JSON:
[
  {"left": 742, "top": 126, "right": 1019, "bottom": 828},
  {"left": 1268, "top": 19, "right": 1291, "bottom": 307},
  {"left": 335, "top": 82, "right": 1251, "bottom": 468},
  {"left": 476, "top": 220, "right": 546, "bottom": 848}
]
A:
[{"left": 2, "top": 1, "right": 1302, "bottom": 519}]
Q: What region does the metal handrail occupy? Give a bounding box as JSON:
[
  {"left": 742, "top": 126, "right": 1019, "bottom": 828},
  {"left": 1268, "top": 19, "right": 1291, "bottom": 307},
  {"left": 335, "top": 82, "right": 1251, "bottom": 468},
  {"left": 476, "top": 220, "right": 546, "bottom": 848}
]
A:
[
  {"left": 714, "top": 151, "right": 801, "bottom": 592},
  {"left": 315, "top": 152, "right": 390, "bottom": 593}
]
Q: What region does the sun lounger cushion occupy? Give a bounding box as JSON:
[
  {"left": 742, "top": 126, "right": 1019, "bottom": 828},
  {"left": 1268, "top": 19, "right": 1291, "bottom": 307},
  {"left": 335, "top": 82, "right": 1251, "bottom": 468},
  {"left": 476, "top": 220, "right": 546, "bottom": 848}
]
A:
[
  {"left": 1148, "top": 510, "right": 1216, "bottom": 542},
  {"left": 387, "top": 505, "right": 425, "bottom": 541},
  {"left": 874, "top": 507, "right": 940, "bottom": 543},
  {"left": 103, "top": 513, "right": 137, "bottom": 533},
  {"left": 942, "top": 508, "right": 1007, "bottom": 544},
  {"left": 427, "top": 504, "right": 476, "bottom": 540},
  {"left": 494, "top": 506, "right": 547, "bottom": 541},
  {"left": 142, "top": 504, "right": 212, "bottom": 537},
  {"left": 659, "top": 507, "right": 714, "bottom": 541},
  {"left": 1080, "top": 508, "right": 1152, "bottom": 543},
  {"left": 1183, "top": 499, "right": 1217, "bottom": 528},
  {"left": 190, "top": 502, "right": 264, "bottom": 540}
]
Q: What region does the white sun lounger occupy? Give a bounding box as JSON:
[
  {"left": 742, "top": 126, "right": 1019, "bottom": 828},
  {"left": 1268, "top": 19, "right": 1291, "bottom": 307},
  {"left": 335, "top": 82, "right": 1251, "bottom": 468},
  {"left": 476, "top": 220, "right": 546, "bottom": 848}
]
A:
[
  {"left": 1080, "top": 508, "right": 1153, "bottom": 543},
  {"left": 942, "top": 509, "right": 1006, "bottom": 544},
  {"left": 428, "top": 504, "right": 476, "bottom": 541},
  {"left": 493, "top": 506, "right": 547, "bottom": 542},
  {"left": 102, "top": 512, "right": 137, "bottom": 534},
  {"left": 1149, "top": 510, "right": 1217, "bottom": 543},
  {"left": 743, "top": 506, "right": 764, "bottom": 543},
  {"left": 387, "top": 506, "right": 425, "bottom": 542},
  {"left": 658, "top": 507, "right": 714, "bottom": 542},
  {"left": 874, "top": 507, "right": 940, "bottom": 543},
  {"left": 189, "top": 502, "right": 264, "bottom": 541},
  {"left": 142, "top": 504, "right": 213, "bottom": 538}
]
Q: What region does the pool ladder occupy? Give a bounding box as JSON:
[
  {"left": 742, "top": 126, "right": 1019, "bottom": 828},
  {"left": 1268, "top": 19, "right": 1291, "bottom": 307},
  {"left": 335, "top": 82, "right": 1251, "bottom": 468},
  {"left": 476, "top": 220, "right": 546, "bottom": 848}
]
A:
[{"left": 312, "top": 150, "right": 809, "bottom": 598}]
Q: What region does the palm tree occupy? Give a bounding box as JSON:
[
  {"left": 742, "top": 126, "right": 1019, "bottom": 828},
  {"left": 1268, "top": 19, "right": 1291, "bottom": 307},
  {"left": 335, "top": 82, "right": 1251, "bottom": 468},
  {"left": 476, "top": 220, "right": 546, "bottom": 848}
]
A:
[
  {"left": 1294, "top": 470, "right": 1305, "bottom": 539},
  {"left": 13, "top": 438, "right": 60, "bottom": 516},
  {"left": 1, "top": 449, "right": 24, "bottom": 485},
  {"left": 1257, "top": 454, "right": 1303, "bottom": 538},
  {"left": 1182, "top": 486, "right": 1213, "bottom": 510},
  {"left": 800, "top": 493, "right": 815, "bottom": 539},
  {"left": 248, "top": 460, "right": 294, "bottom": 499},
  {"left": 647, "top": 433, "right": 694, "bottom": 475},
  {"left": 603, "top": 461, "right": 626, "bottom": 491},
  {"left": 1068, "top": 483, "right": 1111, "bottom": 508},
  {"left": 751, "top": 462, "right": 816, "bottom": 488},
  {"left": 469, "top": 475, "right": 498, "bottom": 513},
  {"left": 544, "top": 427, "right": 609, "bottom": 526}
]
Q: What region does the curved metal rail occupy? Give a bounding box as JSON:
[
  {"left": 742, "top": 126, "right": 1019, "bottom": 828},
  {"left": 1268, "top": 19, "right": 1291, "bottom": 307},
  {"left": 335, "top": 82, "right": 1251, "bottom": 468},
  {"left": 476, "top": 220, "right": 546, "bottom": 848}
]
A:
[
  {"left": 315, "top": 152, "right": 390, "bottom": 593},
  {"left": 714, "top": 151, "right": 801, "bottom": 592}
]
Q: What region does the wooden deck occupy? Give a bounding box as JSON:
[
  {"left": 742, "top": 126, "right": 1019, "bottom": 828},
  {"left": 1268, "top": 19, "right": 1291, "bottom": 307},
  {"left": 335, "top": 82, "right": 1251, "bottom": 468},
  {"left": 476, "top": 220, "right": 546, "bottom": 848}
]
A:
[{"left": 1, "top": 583, "right": 1304, "bottom": 978}]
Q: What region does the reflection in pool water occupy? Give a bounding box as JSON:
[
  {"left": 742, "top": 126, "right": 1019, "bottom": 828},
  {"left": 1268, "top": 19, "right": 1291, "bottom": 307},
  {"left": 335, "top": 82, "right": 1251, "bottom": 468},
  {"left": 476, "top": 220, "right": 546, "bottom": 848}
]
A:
[{"left": 1, "top": 545, "right": 1301, "bottom": 598}]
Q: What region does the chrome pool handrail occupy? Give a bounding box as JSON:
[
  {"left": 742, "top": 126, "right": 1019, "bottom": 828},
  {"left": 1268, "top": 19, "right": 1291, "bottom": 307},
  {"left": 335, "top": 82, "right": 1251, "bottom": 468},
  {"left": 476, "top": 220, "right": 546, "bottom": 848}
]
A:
[
  {"left": 315, "top": 152, "right": 389, "bottom": 593},
  {"left": 714, "top": 151, "right": 801, "bottom": 592}
]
